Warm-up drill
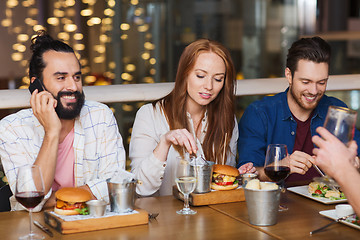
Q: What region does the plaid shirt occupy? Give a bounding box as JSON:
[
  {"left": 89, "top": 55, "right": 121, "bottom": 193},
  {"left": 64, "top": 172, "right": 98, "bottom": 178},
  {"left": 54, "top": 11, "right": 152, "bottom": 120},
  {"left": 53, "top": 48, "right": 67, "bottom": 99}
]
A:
[{"left": 0, "top": 100, "right": 126, "bottom": 211}]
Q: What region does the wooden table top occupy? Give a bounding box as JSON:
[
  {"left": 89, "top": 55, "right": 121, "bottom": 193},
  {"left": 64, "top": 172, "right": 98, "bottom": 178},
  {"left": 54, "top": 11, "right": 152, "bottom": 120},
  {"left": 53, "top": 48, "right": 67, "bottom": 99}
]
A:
[
  {"left": 1, "top": 191, "right": 359, "bottom": 239},
  {"left": 0, "top": 196, "right": 274, "bottom": 240},
  {"left": 209, "top": 190, "right": 360, "bottom": 240}
]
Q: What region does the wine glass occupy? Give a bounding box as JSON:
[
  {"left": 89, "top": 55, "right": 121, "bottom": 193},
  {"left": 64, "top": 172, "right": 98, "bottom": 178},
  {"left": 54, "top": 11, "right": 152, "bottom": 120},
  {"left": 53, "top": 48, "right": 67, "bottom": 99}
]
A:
[
  {"left": 175, "top": 155, "right": 197, "bottom": 215},
  {"left": 264, "top": 144, "right": 290, "bottom": 211},
  {"left": 15, "top": 165, "right": 45, "bottom": 240}
]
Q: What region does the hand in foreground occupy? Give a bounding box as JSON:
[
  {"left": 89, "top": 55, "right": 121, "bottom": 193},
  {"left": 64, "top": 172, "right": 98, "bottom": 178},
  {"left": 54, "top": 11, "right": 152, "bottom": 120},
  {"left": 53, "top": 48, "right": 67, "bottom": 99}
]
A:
[
  {"left": 238, "top": 162, "right": 257, "bottom": 175},
  {"left": 312, "top": 127, "right": 358, "bottom": 179},
  {"left": 288, "top": 150, "right": 315, "bottom": 175},
  {"left": 162, "top": 129, "right": 198, "bottom": 154}
]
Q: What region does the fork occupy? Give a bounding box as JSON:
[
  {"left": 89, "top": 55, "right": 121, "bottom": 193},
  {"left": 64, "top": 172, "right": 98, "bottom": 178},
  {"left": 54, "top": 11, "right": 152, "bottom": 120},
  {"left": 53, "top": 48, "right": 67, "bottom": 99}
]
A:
[{"left": 310, "top": 213, "right": 354, "bottom": 235}]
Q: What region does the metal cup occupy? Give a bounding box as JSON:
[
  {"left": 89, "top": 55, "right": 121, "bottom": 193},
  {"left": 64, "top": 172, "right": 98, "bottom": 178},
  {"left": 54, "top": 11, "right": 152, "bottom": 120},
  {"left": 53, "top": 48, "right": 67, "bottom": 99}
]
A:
[
  {"left": 190, "top": 161, "right": 214, "bottom": 194},
  {"left": 240, "top": 173, "right": 258, "bottom": 187},
  {"left": 244, "top": 186, "right": 280, "bottom": 226},
  {"left": 107, "top": 179, "right": 137, "bottom": 213},
  {"left": 87, "top": 200, "right": 107, "bottom": 217}
]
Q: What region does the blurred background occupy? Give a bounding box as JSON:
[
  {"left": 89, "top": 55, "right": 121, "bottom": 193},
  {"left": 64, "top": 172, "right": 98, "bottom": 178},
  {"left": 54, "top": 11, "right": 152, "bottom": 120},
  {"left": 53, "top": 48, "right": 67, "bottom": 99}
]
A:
[{"left": 0, "top": 0, "right": 360, "bottom": 183}]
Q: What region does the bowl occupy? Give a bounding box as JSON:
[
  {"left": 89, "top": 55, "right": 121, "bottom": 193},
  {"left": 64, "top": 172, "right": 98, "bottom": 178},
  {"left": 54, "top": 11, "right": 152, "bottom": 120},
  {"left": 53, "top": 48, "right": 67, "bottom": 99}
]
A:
[
  {"left": 335, "top": 204, "right": 354, "bottom": 218},
  {"left": 86, "top": 200, "right": 107, "bottom": 217}
]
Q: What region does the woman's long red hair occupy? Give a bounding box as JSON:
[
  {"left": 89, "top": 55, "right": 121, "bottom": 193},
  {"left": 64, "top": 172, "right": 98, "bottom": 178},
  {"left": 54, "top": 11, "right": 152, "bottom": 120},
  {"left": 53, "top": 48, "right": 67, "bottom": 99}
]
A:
[{"left": 153, "top": 39, "right": 236, "bottom": 164}]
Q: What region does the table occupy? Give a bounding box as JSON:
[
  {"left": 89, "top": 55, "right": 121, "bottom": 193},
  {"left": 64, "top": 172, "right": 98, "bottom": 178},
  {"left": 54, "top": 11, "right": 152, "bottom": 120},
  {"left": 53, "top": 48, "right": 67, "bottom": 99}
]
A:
[
  {"left": 0, "top": 196, "right": 274, "bottom": 240},
  {"left": 0, "top": 192, "right": 358, "bottom": 239},
  {"left": 209, "top": 191, "right": 360, "bottom": 240}
]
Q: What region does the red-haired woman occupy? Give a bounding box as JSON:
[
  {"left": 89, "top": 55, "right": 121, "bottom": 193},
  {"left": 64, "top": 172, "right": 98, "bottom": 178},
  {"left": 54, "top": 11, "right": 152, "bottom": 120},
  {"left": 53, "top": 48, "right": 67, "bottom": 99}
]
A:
[{"left": 130, "top": 39, "right": 256, "bottom": 196}]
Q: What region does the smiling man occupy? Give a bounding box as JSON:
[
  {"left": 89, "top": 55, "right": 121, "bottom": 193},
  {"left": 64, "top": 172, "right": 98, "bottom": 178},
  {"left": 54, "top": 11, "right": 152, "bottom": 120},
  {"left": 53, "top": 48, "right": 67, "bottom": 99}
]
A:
[
  {"left": 237, "top": 36, "right": 360, "bottom": 184},
  {"left": 0, "top": 31, "right": 126, "bottom": 210}
]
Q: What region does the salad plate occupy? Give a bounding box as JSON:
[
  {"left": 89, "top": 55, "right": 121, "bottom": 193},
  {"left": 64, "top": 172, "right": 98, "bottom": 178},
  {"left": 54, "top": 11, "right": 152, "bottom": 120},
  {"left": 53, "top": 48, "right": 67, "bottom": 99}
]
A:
[
  {"left": 287, "top": 185, "right": 347, "bottom": 204},
  {"left": 319, "top": 209, "right": 360, "bottom": 230}
]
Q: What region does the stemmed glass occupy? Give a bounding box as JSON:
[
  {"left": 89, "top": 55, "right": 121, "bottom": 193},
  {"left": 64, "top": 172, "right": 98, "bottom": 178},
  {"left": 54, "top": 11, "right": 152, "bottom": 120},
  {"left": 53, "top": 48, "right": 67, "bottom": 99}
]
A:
[
  {"left": 264, "top": 144, "right": 290, "bottom": 211},
  {"left": 175, "top": 155, "right": 197, "bottom": 215},
  {"left": 15, "top": 165, "right": 45, "bottom": 240}
]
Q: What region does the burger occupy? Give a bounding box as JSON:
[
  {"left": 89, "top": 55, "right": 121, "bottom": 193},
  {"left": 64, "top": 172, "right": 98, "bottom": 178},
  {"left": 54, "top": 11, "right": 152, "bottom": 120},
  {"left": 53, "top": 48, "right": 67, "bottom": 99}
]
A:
[
  {"left": 54, "top": 187, "right": 92, "bottom": 215},
  {"left": 211, "top": 164, "right": 239, "bottom": 190}
]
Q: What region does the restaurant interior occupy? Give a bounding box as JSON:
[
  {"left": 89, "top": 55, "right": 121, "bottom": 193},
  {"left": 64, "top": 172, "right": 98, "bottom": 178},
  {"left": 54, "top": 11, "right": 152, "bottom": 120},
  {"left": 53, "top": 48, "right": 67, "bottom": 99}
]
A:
[{"left": 0, "top": 0, "right": 360, "bottom": 239}]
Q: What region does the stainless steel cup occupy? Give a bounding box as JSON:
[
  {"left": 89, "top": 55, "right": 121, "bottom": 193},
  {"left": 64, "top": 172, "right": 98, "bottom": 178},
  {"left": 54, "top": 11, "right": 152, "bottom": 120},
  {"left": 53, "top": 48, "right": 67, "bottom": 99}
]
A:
[
  {"left": 87, "top": 200, "right": 107, "bottom": 217},
  {"left": 107, "top": 179, "right": 137, "bottom": 213},
  {"left": 190, "top": 161, "right": 214, "bottom": 193},
  {"left": 241, "top": 173, "right": 258, "bottom": 187},
  {"left": 244, "top": 186, "right": 280, "bottom": 226}
]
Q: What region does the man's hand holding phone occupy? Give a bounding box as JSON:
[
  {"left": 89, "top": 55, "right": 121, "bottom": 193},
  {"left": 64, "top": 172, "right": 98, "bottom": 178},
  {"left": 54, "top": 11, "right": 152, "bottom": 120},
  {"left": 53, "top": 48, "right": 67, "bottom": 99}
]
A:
[{"left": 29, "top": 79, "right": 61, "bottom": 136}]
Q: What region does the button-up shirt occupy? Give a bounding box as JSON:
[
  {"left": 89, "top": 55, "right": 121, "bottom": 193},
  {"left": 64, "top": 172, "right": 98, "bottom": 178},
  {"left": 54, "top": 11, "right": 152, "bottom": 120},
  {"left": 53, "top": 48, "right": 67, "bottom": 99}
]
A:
[
  {"left": 0, "top": 100, "right": 126, "bottom": 211},
  {"left": 237, "top": 89, "right": 360, "bottom": 168},
  {"left": 130, "top": 103, "right": 238, "bottom": 196}
]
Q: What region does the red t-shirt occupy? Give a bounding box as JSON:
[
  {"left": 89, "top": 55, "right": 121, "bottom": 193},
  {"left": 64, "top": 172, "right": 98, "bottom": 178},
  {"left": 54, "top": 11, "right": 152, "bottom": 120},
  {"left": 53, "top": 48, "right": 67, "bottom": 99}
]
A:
[{"left": 286, "top": 112, "right": 320, "bottom": 183}]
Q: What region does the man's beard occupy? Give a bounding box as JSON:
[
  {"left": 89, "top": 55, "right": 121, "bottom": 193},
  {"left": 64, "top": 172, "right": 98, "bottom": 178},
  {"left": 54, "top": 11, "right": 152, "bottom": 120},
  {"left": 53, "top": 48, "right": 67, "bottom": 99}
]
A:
[
  {"left": 54, "top": 91, "right": 85, "bottom": 119},
  {"left": 289, "top": 85, "right": 322, "bottom": 112}
]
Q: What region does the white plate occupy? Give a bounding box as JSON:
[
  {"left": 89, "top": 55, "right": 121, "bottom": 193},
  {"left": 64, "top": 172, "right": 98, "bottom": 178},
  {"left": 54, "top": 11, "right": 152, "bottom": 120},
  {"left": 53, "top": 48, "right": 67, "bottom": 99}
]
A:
[
  {"left": 320, "top": 209, "right": 360, "bottom": 230},
  {"left": 287, "top": 185, "right": 347, "bottom": 204}
]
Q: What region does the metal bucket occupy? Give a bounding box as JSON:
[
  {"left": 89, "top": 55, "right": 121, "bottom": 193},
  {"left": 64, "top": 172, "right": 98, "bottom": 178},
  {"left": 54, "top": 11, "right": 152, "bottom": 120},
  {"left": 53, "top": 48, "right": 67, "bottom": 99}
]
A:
[
  {"left": 190, "top": 161, "right": 214, "bottom": 194},
  {"left": 107, "top": 179, "right": 137, "bottom": 213},
  {"left": 244, "top": 187, "right": 280, "bottom": 226}
]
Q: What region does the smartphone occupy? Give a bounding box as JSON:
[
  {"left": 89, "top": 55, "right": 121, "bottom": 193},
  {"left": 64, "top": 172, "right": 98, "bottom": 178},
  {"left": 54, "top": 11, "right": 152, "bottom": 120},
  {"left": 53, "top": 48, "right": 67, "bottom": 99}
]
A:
[{"left": 29, "top": 78, "right": 44, "bottom": 94}]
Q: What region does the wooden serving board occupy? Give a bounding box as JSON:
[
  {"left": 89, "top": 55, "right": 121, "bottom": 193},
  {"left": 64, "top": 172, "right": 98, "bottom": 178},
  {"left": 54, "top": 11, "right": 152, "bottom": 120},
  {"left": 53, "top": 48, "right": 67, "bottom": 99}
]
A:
[
  {"left": 172, "top": 185, "right": 245, "bottom": 206},
  {"left": 44, "top": 209, "right": 148, "bottom": 234}
]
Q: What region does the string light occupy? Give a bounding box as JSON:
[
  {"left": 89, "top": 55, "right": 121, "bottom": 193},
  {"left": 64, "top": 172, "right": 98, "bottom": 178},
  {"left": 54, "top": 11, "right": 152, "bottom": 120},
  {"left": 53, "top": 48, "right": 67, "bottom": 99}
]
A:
[{"left": 2, "top": 0, "right": 158, "bottom": 89}]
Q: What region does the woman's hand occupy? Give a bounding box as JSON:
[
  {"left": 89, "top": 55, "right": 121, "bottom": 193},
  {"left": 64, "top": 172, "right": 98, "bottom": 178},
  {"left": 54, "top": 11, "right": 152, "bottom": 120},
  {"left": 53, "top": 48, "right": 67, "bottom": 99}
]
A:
[
  {"left": 238, "top": 162, "right": 257, "bottom": 175},
  {"left": 162, "top": 129, "right": 198, "bottom": 154},
  {"left": 153, "top": 128, "right": 198, "bottom": 162},
  {"left": 312, "top": 127, "right": 358, "bottom": 179}
]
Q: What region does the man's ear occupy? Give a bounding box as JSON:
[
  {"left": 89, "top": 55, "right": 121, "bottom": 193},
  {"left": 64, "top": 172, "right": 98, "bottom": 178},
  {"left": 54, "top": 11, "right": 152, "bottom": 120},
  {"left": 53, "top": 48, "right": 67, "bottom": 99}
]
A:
[
  {"left": 30, "top": 77, "right": 36, "bottom": 84},
  {"left": 285, "top": 68, "right": 292, "bottom": 86}
]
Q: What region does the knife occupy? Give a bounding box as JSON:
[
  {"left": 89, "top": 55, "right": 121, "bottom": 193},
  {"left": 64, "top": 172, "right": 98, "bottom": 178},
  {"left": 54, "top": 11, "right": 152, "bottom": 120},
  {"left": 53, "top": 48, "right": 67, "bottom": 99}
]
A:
[{"left": 34, "top": 220, "right": 53, "bottom": 237}]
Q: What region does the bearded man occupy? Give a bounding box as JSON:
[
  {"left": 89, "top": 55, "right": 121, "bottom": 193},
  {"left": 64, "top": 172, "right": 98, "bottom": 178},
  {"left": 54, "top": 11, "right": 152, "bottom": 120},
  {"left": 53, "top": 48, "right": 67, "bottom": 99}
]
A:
[
  {"left": 0, "top": 31, "right": 125, "bottom": 210},
  {"left": 237, "top": 36, "right": 360, "bottom": 184}
]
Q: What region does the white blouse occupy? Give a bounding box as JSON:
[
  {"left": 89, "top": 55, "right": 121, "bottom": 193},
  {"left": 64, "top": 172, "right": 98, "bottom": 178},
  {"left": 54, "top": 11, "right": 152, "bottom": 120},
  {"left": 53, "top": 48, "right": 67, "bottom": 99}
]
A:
[{"left": 129, "top": 103, "right": 238, "bottom": 196}]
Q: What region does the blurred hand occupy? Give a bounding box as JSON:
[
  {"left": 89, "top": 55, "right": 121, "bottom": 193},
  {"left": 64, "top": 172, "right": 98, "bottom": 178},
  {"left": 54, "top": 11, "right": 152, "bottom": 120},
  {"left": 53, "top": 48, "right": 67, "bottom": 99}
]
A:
[
  {"left": 238, "top": 162, "right": 257, "bottom": 175},
  {"left": 312, "top": 127, "right": 358, "bottom": 179}
]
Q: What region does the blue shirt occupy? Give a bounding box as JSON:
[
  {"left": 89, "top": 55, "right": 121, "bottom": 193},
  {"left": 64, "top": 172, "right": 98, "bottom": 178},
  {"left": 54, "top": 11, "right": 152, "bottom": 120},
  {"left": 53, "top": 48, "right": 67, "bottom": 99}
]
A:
[{"left": 237, "top": 89, "right": 360, "bottom": 168}]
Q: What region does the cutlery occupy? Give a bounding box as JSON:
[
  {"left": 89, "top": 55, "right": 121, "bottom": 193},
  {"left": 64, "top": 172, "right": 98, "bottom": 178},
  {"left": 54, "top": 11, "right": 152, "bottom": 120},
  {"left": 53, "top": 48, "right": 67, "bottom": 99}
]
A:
[
  {"left": 314, "top": 165, "right": 325, "bottom": 177},
  {"left": 310, "top": 213, "right": 354, "bottom": 235},
  {"left": 34, "top": 220, "right": 53, "bottom": 237}
]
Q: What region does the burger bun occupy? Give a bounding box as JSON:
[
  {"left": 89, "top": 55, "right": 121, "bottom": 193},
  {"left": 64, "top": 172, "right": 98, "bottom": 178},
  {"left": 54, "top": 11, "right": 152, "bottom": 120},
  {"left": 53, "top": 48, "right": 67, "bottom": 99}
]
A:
[
  {"left": 54, "top": 207, "right": 80, "bottom": 216},
  {"left": 211, "top": 182, "right": 239, "bottom": 191},
  {"left": 55, "top": 187, "right": 92, "bottom": 202},
  {"left": 213, "top": 164, "right": 239, "bottom": 177}
]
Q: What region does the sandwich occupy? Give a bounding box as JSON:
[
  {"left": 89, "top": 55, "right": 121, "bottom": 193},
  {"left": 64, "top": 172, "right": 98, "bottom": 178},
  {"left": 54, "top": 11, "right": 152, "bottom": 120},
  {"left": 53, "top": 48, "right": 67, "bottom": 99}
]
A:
[
  {"left": 54, "top": 187, "right": 92, "bottom": 215},
  {"left": 211, "top": 164, "right": 239, "bottom": 190}
]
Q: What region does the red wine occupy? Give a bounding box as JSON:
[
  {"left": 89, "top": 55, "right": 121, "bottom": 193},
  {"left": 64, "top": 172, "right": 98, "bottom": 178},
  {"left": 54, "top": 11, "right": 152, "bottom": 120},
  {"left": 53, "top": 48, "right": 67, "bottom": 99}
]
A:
[
  {"left": 264, "top": 166, "right": 290, "bottom": 182},
  {"left": 15, "top": 191, "right": 44, "bottom": 209}
]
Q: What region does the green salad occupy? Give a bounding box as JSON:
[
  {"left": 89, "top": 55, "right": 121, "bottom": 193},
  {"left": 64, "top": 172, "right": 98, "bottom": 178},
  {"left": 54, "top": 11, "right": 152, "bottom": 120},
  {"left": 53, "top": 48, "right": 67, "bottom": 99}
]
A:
[{"left": 310, "top": 184, "right": 346, "bottom": 200}]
